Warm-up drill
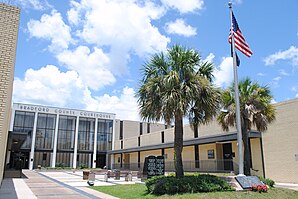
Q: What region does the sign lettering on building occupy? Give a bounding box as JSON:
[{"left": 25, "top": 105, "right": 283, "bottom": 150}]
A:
[{"left": 14, "top": 103, "right": 115, "bottom": 120}]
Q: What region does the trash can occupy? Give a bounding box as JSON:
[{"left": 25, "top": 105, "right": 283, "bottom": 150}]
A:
[
  {"left": 114, "top": 170, "right": 120, "bottom": 180},
  {"left": 83, "top": 170, "right": 90, "bottom": 180}
]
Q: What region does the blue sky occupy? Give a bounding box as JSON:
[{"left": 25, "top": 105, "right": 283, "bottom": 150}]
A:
[{"left": 10, "top": 0, "right": 298, "bottom": 120}]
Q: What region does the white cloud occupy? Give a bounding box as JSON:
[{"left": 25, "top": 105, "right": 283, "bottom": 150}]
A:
[
  {"left": 17, "top": 0, "right": 50, "bottom": 10},
  {"left": 57, "top": 46, "right": 116, "bottom": 90},
  {"left": 214, "top": 57, "right": 233, "bottom": 88},
  {"left": 264, "top": 46, "right": 298, "bottom": 66},
  {"left": 165, "top": 19, "right": 197, "bottom": 37},
  {"left": 13, "top": 65, "right": 87, "bottom": 108},
  {"left": 84, "top": 86, "right": 139, "bottom": 121},
  {"left": 27, "top": 10, "right": 72, "bottom": 51},
  {"left": 161, "top": 0, "right": 204, "bottom": 13},
  {"left": 257, "top": 73, "right": 266, "bottom": 76},
  {"left": 73, "top": 0, "right": 169, "bottom": 57},
  {"left": 273, "top": 76, "right": 281, "bottom": 81},
  {"left": 279, "top": 69, "right": 290, "bottom": 76},
  {"left": 203, "top": 53, "right": 215, "bottom": 63}
]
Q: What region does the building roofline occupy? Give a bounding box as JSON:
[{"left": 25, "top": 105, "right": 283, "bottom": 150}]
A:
[{"left": 108, "top": 131, "right": 261, "bottom": 154}]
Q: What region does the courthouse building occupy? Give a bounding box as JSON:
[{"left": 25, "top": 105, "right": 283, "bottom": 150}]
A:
[
  {"left": 7, "top": 103, "right": 115, "bottom": 170},
  {"left": 5, "top": 99, "right": 298, "bottom": 184}
]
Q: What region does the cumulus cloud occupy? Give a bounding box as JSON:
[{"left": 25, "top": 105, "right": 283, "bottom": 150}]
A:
[
  {"left": 203, "top": 53, "right": 215, "bottom": 63},
  {"left": 27, "top": 10, "right": 72, "bottom": 51},
  {"left": 84, "top": 86, "right": 139, "bottom": 121},
  {"left": 161, "top": 0, "right": 204, "bottom": 13},
  {"left": 72, "top": 0, "right": 169, "bottom": 57},
  {"left": 264, "top": 46, "right": 298, "bottom": 66},
  {"left": 213, "top": 57, "right": 233, "bottom": 88},
  {"left": 165, "top": 19, "right": 197, "bottom": 37},
  {"left": 57, "top": 46, "right": 116, "bottom": 90},
  {"left": 13, "top": 65, "right": 87, "bottom": 108}
]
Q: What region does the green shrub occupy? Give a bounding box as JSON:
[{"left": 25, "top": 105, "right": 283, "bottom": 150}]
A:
[
  {"left": 56, "top": 162, "right": 64, "bottom": 168},
  {"left": 79, "top": 163, "right": 88, "bottom": 169},
  {"left": 145, "top": 174, "right": 234, "bottom": 195},
  {"left": 258, "top": 176, "right": 275, "bottom": 187}
]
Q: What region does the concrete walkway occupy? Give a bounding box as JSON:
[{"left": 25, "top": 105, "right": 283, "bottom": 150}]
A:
[
  {"left": 0, "top": 170, "right": 120, "bottom": 199},
  {"left": 275, "top": 182, "right": 298, "bottom": 191}
]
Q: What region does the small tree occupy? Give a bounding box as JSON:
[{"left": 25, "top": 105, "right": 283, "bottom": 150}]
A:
[{"left": 217, "top": 78, "right": 275, "bottom": 175}]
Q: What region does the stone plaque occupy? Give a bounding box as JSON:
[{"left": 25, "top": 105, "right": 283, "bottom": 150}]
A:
[
  {"left": 146, "top": 156, "right": 156, "bottom": 178},
  {"left": 235, "top": 176, "right": 264, "bottom": 189},
  {"left": 155, "top": 156, "right": 165, "bottom": 176}
]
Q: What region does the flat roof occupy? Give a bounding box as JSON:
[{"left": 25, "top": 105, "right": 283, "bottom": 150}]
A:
[{"left": 108, "top": 131, "right": 261, "bottom": 154}]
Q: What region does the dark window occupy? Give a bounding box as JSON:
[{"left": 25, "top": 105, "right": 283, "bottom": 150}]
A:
[
  {"left": 161, "top": 131, "right": 164, "bottom": 143},
  {"left": 97, "top": 120, "right": 113, "bottom": 151},
  {"left": 161, "top": 148, "right": 165, "bottom": 156},
  {"left": 208, "top": 149, "right": 215, "bottom": 159},
  {"left": 194, "top": 128, "right": 198, "bottom": 138},
  {"left": 78, "top": 117, "right": 95, "bottom": 151},
  {"left": 57, "top": 115, "right": 76, "bottom": 150},
  {"left": 36, "top": 113, "right": 56, "bottom": 149},
  {"left": 147, "top": 123, "right": 150, "bottom": 134},
  {"left": 42, "top": 153, "right": 47, "bottom": 161},
  {"left": 120, "top": 121, "right": 123, "bottom": 139},
  {"left": 195, "top": 145, "right": 200, "bottom": 168},
  {"left": 121, "top": 140, "right": 123, "bottom": 149},
  {"left": 120, "top": 153, "right": 123, "bottom": 167},
  {"left": 139, "top": 123, "right": 143, "bottom": 135},
  {"left": 138, "top": 136, "right": 140, "bottom": 147},
  {"left": 13, "top": 111, "right": 35, "bottom": 149}
]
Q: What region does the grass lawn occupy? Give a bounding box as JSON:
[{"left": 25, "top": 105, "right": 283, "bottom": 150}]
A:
[{"left": 90, "top": 184, "right": 298, "bottom": 199}]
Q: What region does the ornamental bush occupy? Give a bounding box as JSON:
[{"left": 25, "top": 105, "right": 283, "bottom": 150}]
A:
[
  {"left": 258, "top": 176, "right": 275, "bottom": 187},
  {"left": 145, "top": 174, "right": 234, "bottom": 195}
]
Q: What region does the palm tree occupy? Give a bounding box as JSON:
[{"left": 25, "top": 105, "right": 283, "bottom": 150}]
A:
[
  {"left": 137, "top": 45, "right": 221, "bottom": 178},
  {"left": 217, "top": 78, "right": 276, "bottom": 175}
]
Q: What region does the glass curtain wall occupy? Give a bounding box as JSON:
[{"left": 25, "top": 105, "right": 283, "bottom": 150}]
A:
[
  {"left": 35, "top": 113, "right": 56, "bottom": 149},
  {"left": 13, "top": 111, "right": 35, "bottom": 149},
  {"left": 97, "top": 120, "right": 113, "bottom": 152},
  {"left": 77, "top": 117, "right": 95, "bottom": 168},
  {"left": 56, "top": 116, "right": 76, "bottom": 168}
]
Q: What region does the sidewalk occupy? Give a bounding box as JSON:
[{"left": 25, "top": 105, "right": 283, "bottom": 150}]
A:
[
  {"left": 275, "top": 182, "right": 298, "bottom": 191},
  {"left": 0, "top": 170, "right": 120, "bottom": 199}
]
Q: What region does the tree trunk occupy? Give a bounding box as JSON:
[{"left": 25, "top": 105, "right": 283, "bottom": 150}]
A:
[
  {"left": 174, "top": 115, "right": 184, "bottom": 178},
  {"left": 242, "top": 119, "right": 251, "bottom": 176}
]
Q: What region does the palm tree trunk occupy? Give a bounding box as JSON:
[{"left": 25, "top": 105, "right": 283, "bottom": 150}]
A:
[
  {"left": 242, "top": 119, "right": 251, "bottom": 176},
  {"left": 174, "top": 115, "right": 184, "bottom": 178}
]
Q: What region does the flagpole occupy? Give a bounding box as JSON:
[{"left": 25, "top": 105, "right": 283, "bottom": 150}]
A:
[{"left": 229, "top": 1, "right": 244, "bottom": 176}]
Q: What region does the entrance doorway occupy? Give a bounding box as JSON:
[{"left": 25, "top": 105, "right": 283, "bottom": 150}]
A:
[
  {"left": 96, "top": 154, "right": 106, "bottom": 168},
  {"left": 222, "top": 143, "right": 233, "bottom": 171},
  {"left": 10, "top": 151, "right": 29, "bottom": 169}
]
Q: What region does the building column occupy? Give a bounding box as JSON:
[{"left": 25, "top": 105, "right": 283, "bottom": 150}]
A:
[
  {"left": 110, "top": 118, "right": 116, "bottom": 169},
  {"left": 92, "top": 118, "right": 98, "bottom": 168},
  {"left": 51, "top": 114, "right": 59, "bottom": 167},
  {"left": 73, "top": 116, "right": 80, "bottom": 169},
  {"left": 29, "top": 112, "right": 38, "bottom": 170}
]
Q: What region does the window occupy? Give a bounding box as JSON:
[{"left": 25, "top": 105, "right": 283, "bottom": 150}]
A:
[
  {"left": 208, "top": 149, "right": 215, "bottom": 159},
  {"left": 35, "top": 113, "right": 56, "bottom": 149},
  {"left": 57, "top": 116, "right": 76, "bottom": 150},
  {"left": 139, "top": 122, "right": 143, "bottom": 135},
  {"left": 138, "top": 136, "right": 140, "bottom": 146},
  {"left": 13, "top": 111, "right": 35, "bottom": 149},
  {"left": 78, "top": 117, "right": 95, "bottom": 151},
  {"left": 120, "top": 121, "right": 123, "bottom": 139},
  {"left": 161, "top": 131, "right": 164, "bottom": 143},
  {"left": 42, "top": 153, "right": 47, "bottom": 161},
  {"left": 138, "top": 151, "right": 140, "bottom": 168},
  {"left": 97, "top": 120, "right": 113, "bottom": 151},
  {"left": 147, "top": 123, "right": 150, "bottom": 134}
]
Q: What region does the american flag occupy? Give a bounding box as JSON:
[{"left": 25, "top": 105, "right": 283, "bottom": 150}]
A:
[{"left": 228, "top": 12, "right": 252, "bottom": 58}]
